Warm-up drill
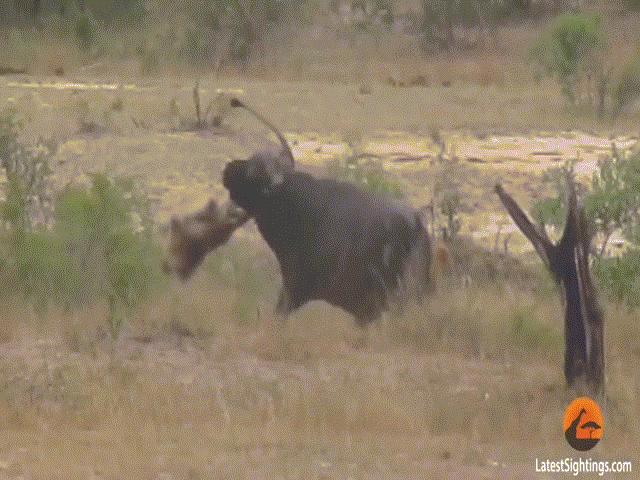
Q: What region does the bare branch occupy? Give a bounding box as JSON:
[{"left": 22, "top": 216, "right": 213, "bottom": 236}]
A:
[{"left": 494, "top": 184, "right": 554, "bottom": 270}]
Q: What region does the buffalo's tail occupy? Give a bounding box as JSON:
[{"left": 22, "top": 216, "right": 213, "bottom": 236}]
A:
[{"left": 230, "top": 98, "right": 295, "bottom": 168}]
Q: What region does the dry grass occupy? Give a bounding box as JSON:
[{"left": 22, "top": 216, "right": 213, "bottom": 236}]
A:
[
  {"left": 3, "top": 17, "right": 640, "bottom": 140},
  {"left": 0, "top": 276, "right": 638, "bottom": 478},
  {"left": 4, "top": 74, "right": 632, "bottom": 138}
]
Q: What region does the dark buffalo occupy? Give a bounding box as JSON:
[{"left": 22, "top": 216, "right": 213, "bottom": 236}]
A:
[{"left": 220, "top": 100, "right": 433, "bottom": 325}]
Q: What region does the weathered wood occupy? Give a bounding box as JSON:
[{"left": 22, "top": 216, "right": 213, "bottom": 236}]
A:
[
  {"left": 495, "top": 174, "right": 604, "bottom": 395},
  {"left": 193, "top": 82, "right": 202, "bottom": 129}
]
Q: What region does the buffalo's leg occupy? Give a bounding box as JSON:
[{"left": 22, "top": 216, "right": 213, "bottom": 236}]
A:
[
  {"left": 275, "top": 288, "right": 292, "bottom": 320},
  {"left": 353, "top": 300, "right": 383, "bottom": 328},
  {"left": 274, "top": 287, "right": 307, "bottom": 320}
]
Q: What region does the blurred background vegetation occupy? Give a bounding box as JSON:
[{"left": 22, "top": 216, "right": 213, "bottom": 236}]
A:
[
  {"left": 0, "top": 3, "right": 633, "bottom": 82},
  {"left": 1, "top": 1, "right": 640, "bottom": 117}
]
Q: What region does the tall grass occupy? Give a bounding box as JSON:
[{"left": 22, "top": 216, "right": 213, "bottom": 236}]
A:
[{"left": 203, "top": 237, "right": 280, "bottom": 326}]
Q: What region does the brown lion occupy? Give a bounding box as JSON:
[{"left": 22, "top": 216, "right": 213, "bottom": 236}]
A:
[{"left": 163, "top": 199, "right": 250, "bottom": 280}]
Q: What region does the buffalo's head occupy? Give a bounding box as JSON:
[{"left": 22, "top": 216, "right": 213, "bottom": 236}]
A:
[
  {"left": 223, "top": 98, "right": 294, "bottom": 214},
  {"left": 223, "top": 151, "right": 291, "bottom": 214}
]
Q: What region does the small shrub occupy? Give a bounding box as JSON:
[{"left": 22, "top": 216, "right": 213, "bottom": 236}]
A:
[
  {"left": 2, "top": 170, "right": 164, "bottom": 337},
  {"left": 76, "top": 99, "right": 102, "bottom": 134},
  {"left": 11, "top": 230, "right": 63, "bottom": 313},
  {"left": 593, "top": 250, "right": 640, "bottom": 308},
  {"left": 613, "top": 55, "right": 640, "bottom": 117},
  {"left": 0, "top": 109, "right": 54, "bottom": 231},
  {"left": 326, "top": 157, "right": 404, "bottom": 199},
  {"left": 584, "top": 153, "right": 630, "bottom": 255},
  {"left": 137, "top": 44, "right": 160, "bottom": 75},
  {"left": 110, "top": 98, "right": 124, "bottom": 112},
  {"left": 531, "top": 196, "right": 564, "bottom": 231},
  {"left": 438, "top": 189, "right": 461, "bottom": 240},
  {"left": 168, "top": 98, "right": 180, "bottom": 130},
  {"left": 441, "top": 236, "right": 540, "bottom": 290},
  {"left": 432, "top": 163, "right": 465, "bottom": 240},
  {"left": 74, "top": 12, "right": 97, "bottom": 51},
  {"left": 510, "top": 307, "right": 560, "bottom": 351},
  {"left": 530, "top": 166, "right": 569, "bottom": 232},
  {"left": 53, "top": 174, "right": 163, "bottom": 315},
  {"left": 529, "top": 13, "right": 607, "bottom": 108},
  {"left": 531, "top": 149, "right": 640, "bottom": 308}
]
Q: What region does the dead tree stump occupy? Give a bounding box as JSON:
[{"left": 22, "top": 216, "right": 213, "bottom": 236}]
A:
[{"left": 495, "top": 174, "right": 604, "bottom": 395}]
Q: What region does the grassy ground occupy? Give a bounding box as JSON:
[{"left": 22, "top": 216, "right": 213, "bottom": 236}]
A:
[
  {"left": 1, "top": 281, "right": 639, "bottom": 479},
  {"left": 1, "top": 68, "right": 640, "bottom": 478}
]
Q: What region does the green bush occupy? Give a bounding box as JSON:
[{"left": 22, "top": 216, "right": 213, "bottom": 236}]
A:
[
  {"left": 326, "top": 158, "right": 404, "bottom": 199},
  {"left": 0, "top": 109, "right": 54, "bottom": 232},
  {"left": 11, "top": 230, "right": 64, "bottom": 313},
  {"left": 531, "top": 149, "right": 640, "bottom": 308},
  {"left": 529, "top": 13, "right": 606, "bottom": 107},
  {"left": 432, "top": 163, "right": 465, "bottom": 240},
  {"left": 53, "top": 175, "right": 163, "bottom": 336},
  {"left": 533, "top": 152, "right": 640, "bottom": 251},
  {"left": 74, "top": 12, "right": 97, "bottom": 50},
  {"left": 2, "top": 173, "right": 163, "bottom": 337},
  {"left": 530, "top": 167, "right": 568, "bottom": 230},
  {"left": 584, "top": 153, "right": 630, "bottom": 255},
  {"left": 613, "top": 55, "right": 640, "bottom": 117},
  {"left": 510, "top": 307, "right": 561, "bottom": 351},
  {"left": 593, "top": 250, "right": 640, "bottom": 308},
  {"left": 438, "top": 189, "right": 462, "bottom": 240}
]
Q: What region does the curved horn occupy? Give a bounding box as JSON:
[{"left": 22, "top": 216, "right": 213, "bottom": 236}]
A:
[{"left": 230, "top": 98, "right": 294, "bottom": 168}]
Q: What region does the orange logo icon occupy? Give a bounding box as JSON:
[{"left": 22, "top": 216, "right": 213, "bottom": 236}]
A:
[{"left": 563, "top": 397, "right": 604, "bottom": 451}]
